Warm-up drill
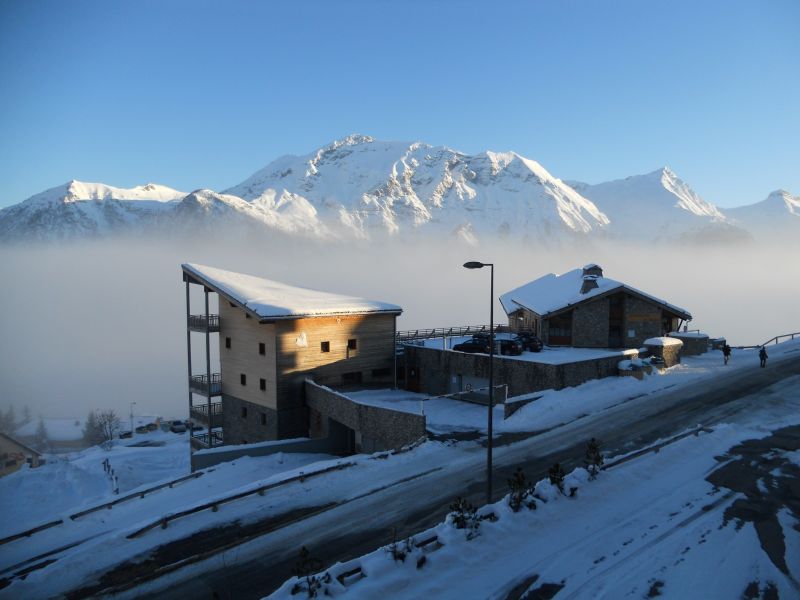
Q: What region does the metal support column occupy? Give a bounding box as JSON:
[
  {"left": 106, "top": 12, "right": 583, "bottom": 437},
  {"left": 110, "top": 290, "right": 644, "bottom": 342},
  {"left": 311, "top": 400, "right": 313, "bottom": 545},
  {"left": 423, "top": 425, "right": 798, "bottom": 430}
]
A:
[
  {"left": 186, "top": 278, "right": 193, "bottom": 451},
  {"left": 205, "top": 287, "right": 212, "bottom": 447}
]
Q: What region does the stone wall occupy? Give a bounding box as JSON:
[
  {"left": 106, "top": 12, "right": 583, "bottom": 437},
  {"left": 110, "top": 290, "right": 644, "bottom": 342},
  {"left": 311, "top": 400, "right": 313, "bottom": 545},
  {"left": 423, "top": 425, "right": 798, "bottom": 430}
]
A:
[
  {"left": 644, "top": 340, "right": 683, "bottom": 368},
  {"left": 404, "top": 345, "right": 635, "bottom": 398},
  {"left": 572, "top": 297, "right": 610, "bottom": 347},
  {"left": 668, "top": 333, "right": 709, "bottom": 355},
  {"left": 305, "top": 380, "right": 427, "bottom": 452},
  {"left": 221, "top": 393, "right": 307, "bottom": 445}
]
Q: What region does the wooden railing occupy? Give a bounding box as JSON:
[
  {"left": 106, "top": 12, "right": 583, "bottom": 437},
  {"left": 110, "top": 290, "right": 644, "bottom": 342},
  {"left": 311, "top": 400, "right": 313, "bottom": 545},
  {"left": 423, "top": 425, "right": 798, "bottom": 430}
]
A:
[{"left": 733, "top": 331, "right": 800, "bottom": 350}]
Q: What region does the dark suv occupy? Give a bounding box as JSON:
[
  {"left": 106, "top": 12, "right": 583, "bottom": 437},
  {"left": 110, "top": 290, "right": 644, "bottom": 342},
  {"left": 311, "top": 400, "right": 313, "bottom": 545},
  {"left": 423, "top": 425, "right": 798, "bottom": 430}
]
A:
[
  {"left": 515, "top": 333, "right": 544, "bottom": 352},
  {"left": 452, "top": 339, "right": 491, "bottom": 354},
  {"left": 498, "top": 339, "right": 523, "bottom": 356}
]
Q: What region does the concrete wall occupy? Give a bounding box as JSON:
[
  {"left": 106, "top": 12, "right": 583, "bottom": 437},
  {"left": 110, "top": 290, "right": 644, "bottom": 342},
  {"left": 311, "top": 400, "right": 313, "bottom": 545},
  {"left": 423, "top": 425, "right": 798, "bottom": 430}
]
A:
[
  {"left": 404, "top": 345, "right": 634, "bottom": 398},
  {"left": 191, "top": 435, "right": 334, "bottom": 471},
  {"left": 305, "top": 380, "right": 427, "bottom": 453}
]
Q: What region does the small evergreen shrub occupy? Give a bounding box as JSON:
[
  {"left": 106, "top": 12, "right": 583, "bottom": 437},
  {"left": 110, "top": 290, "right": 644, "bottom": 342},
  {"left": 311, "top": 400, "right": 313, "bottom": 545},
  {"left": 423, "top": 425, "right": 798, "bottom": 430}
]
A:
[
  {"left": 507, "top": 467, "right": 537, "bottom": 512},
  {"left": 584, "top": 437, "right": 604, "bottom": 480},
  {"left": 548, "top": 462, "right": 566, "bottom": 494},
  {"left": 448, "top": 496, "right": 481, "bottom": 539}
]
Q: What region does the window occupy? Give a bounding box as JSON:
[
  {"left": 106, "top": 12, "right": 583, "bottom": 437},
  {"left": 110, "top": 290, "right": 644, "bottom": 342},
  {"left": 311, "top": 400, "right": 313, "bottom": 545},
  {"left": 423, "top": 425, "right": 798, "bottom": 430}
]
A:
[
  {"left": 225, "top": 337, "right": 231, "bottom": 349},
  {"left": 229, "top": 302, "right": 236, "bottom": 308},
  {"left": 348, "top": 338, "right": 357, "bottom": 350},
  {"left": 240, "top": 373, "right": 247, "bottom": 385},
  {"left": 371, "top": 367, "right": 391, "bottom": 378},
  {"left": 321, "top": 341, "right": 330, "bottom": 353},
  {"left": 241, "top": 406, "right": 248, "bottom": 419},
  {"left": 260, "top": 378, "right": 266, "bottom": 391},
  {"left": 258, "top": 342, "right": 265, "bottom": 355},
  {"left": 260, "top": 413, "right": 267, "bottom": 426},
  {"left": 245, "top": 313, "right": 251, "bottom": 319}
]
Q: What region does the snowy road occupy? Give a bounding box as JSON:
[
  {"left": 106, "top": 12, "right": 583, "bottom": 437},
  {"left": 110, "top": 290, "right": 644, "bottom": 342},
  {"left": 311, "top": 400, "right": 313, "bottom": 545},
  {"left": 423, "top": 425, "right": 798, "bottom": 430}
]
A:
[{"left": 129, "top": 353, "right": 800, "bottom": 600}]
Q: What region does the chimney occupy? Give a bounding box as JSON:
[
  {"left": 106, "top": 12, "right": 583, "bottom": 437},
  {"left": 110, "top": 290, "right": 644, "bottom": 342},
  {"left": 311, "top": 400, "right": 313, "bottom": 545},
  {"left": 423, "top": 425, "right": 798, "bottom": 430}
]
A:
[
  {"left": 582, "top": 263, "right": 603, "bottom": 278},
  {"left": 580, "top": 276, "right": 599, "bottom": 294}
]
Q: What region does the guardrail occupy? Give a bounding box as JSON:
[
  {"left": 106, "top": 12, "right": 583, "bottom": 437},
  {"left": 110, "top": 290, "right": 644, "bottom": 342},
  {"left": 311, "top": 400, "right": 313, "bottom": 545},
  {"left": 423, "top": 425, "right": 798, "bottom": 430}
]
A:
[
  {"left": 732, "top": 331, "right": 800, "bottom": 350},
  {"left": 396, "top": 325, "right": 504, "bottom": 343},
  {"left": 0, "top": 471, "right": 207, "bottom": 547},
  {"left": 187, "top": 314, "right": 220, "bottom": 331},
  {"left": 127, "top": 461, "right": 356, "bottom": 539},
  {"left": 189, "top": 373, "right": 222, "bottom": 396}
]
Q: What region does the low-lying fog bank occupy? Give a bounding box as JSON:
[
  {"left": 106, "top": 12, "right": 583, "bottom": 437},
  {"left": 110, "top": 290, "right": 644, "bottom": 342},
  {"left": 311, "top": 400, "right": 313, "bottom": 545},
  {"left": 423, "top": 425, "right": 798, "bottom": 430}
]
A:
[{"left": 1, "top": 234, "right": 797, "bottom": 421}]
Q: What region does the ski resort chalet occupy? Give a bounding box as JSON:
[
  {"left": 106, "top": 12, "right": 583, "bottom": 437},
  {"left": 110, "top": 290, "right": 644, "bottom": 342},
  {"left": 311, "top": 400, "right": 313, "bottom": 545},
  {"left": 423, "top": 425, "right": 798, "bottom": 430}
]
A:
[
  {"left": 182, "top": 264, "right": 404, "bottom": 451},
  {"left": 500, "top": 264, "right": 692, "bottom": 348}
]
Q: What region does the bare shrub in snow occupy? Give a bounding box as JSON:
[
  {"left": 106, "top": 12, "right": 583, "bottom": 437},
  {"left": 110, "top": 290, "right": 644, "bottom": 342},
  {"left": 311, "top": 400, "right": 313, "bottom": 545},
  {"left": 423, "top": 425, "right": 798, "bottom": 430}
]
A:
[
  {"left": 290, "top": 546, "right": 331, "bottom": 598},
  {"left": 507, "top": 467, "right": 537, "bottom": 512},
  {"left": 584, "top": 437, "right": 604, "bottom": 479},
  {"left": 386, "top": 526, "right": 415, "bottom": 563},
  {"left": 448, "top": 496, "right": 481, "bottom": 539},
  {"left": 548, "top": 462, "right": 566, "bottom": 494},
  {"left": 96, "top": 410, "right": 121, "bottom": 448}
]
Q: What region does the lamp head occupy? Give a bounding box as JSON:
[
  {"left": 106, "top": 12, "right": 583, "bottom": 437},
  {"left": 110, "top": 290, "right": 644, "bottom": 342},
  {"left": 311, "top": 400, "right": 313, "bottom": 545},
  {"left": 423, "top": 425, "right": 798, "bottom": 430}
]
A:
[{"left": 463, "top": 261, "right": 484, "bottom": 269}]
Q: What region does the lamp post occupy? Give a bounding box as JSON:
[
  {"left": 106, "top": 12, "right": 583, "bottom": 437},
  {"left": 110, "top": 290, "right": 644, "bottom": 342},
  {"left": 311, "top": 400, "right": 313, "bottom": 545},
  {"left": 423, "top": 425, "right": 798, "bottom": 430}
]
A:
[
  {"left": 463, "top": 261, "right": 494, "bottom": 505},
  {"left": 130, "top": 401, "right": 136, "bottom": 437}
]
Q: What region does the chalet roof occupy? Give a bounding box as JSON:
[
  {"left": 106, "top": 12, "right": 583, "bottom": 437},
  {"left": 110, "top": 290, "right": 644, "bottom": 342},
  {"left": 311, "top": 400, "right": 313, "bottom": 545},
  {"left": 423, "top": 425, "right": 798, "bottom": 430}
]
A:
[
  {"left": 182, "top": 263, "right": 402, "bottom": 321},
  {"left": 499, "top": 268, "right": 692, "bottom": 320},
  {"left": 0, "top": 431, "right": 41, "bottom": 456}
]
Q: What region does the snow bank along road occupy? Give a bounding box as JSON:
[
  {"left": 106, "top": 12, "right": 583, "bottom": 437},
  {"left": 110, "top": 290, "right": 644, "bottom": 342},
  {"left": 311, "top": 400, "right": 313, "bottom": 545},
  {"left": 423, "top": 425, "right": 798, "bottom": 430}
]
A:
[{"left": 5, "top": 345, "right": 800, "bottom": 599}]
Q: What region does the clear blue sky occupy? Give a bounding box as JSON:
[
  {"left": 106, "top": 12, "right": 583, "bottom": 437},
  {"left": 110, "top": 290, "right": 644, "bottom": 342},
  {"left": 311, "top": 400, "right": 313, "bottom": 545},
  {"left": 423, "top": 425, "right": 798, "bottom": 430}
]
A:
[{"left": 1, "top": 0, "right": 798, "bottom": 208}]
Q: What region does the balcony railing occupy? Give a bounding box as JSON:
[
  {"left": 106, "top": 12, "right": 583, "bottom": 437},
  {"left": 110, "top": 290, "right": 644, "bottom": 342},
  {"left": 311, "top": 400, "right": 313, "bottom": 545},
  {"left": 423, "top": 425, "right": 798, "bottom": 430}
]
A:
[
  {"left": 190, "top": 402, "right": 224, "bottom": 428},
  {"left": 188, "top": 314, "right": 220, "bottom": 332},
  {"left": 189, "top": 373, "right": 222, "bottom": 397},
  {"left": 190, "top": 430, "right": 224, "bottom": 449}
]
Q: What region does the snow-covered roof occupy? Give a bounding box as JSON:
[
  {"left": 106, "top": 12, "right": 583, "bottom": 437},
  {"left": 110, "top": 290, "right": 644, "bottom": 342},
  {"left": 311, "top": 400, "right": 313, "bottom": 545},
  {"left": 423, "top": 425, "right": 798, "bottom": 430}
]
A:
[
  {"left": 499, "top": 267, "right": 691, "bottom": 319},
  {"left": 182, "top": 263, "right": 402, "bottom": 321},
  {"left": 16, "top": 417, "right": 85, "bottom": 442}
]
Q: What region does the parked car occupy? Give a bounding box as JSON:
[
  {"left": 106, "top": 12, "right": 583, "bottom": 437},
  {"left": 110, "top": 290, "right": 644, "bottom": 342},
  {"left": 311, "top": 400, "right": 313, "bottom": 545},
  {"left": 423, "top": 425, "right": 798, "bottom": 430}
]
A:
[
  {"left": 498, "top": 339, "right": 523, "bottom": 356},
  {"left": 452, "top": 339, "right": 491, "bottom": 354},
  {"left": 169, "top": 420, "right": 187, "bottom": 433},
  {"left": 515, "top": 333, "right": 544, "bottom": 352},
  {"left": 119, "top": 430, "right": 133, "bottom": 439},
  {"left": 135, "top": 425, "right": 150, "bottom": 434}
]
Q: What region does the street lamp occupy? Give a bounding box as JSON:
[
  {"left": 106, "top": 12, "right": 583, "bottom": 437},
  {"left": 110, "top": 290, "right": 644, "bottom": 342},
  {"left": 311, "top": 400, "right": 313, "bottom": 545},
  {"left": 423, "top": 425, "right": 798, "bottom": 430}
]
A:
[
  {"left": 463, "top": 261, "right": 494, "bottom": 505},
  {"left": 130, "top": 401, "right": 137, "bottom": 437}
]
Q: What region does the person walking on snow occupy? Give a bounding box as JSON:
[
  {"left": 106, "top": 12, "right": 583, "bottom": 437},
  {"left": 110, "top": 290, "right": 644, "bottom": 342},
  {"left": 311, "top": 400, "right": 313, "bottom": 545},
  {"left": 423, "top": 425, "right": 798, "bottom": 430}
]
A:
[
  {"left": 723, "top": 343, "right": 732, "bottom": 365},
  {"left": 759, "top": 346, "right": 768, "bottom": 368}
]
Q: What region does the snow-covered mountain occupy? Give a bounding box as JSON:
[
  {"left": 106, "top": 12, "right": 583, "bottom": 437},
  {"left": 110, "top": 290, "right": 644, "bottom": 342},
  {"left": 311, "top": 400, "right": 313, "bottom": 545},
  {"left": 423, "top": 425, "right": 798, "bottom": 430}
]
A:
[
  {"left": 569, "top": 168, "right": 750, "bottom": 243},
  {"left": 0, "top": 181, "right": 186, "bottom": 241},
  {"left": 726, "top": 189, "right": 800, "bottom": 238},
  {"left": 0, "top": 136, "right": 794, "bottom": 244},
  {"left": 225, "top": 134, "right": 609, "bottom": 242}
]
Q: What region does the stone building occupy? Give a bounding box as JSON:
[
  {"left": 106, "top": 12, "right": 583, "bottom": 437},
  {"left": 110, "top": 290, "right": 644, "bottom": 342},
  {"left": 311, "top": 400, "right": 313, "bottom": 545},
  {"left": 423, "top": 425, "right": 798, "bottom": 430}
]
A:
[
  {"left": 0, "top": 432, "right": 41, "bottom": 477},
  {"left": 500, "top": 264, "right": 692, "bottom": 349},
  {"left": 182, "top": 263, "right": 402, "bottom": 449}
]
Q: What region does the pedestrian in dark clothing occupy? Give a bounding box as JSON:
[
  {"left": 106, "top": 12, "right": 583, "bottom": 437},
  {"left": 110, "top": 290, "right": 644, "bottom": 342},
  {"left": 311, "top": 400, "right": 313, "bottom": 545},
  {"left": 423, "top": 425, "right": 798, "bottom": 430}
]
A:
[
  {"left": 722, "top": 344, "right": 732, "bottom": 365},
  {"left": 759, "top": 346, "right": 768, "bottom": 368}
]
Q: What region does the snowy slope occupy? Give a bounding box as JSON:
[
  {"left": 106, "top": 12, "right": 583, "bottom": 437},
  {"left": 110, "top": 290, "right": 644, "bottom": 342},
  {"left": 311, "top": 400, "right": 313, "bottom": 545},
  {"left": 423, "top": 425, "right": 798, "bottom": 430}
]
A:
[
  {"left": 570, "top": 167, "right": 750, "bottom": 243},
  {"left": 224, "top": 134, "right": 610, "bottom": 242},
  {"left": 726, "top": 189, "right": 800, "bottom": 238}
]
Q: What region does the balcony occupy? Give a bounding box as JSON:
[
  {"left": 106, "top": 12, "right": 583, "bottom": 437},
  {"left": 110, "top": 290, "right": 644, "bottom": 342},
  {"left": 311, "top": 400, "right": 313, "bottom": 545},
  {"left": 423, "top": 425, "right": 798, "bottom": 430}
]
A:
[
  {"left": 188, "top": 314, "right": 220, "bottom": 333},
  {"left": 190, "top": 401, "right": 223, "bottom": 428},
  {"left": 189, "top": 373, "right": 222, "bottom": 397},
  {"left": 190, "top": 430, "right": 224, "bottom": 450}
]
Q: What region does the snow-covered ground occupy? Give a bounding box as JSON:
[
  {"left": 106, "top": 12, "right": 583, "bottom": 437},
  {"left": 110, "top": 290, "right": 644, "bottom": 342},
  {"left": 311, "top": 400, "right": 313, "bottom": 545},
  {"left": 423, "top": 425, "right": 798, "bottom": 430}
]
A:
[
  {"left": 270, "top": 376, "right": 800, "bottom": 600},
  {"left": 354, "top": 341, "right": 800, "bottom": 435},
  {"left": 2, "top": 340, "right": 798, "bottom": 598}
]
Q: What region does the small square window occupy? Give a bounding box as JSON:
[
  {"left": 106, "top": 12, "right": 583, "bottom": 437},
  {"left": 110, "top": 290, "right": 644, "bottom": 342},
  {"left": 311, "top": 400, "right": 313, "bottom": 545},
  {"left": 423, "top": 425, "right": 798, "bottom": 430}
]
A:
[
  {"left": 229, "top": 302, "right": 236, "bottom": 308},
  {"left": 321, "top": 341, "right": 330, "bottom": 353},
  {"left": 259, "top": 342, "right": 265, "bottom": 355},
  {"left": 225, "top": 337, "right": 231, "bottom": 349},
  {"left": 348, "top": 339, "right": 357, "bottom": 350},
  {"left": 240, "top": 373, "right": 246, "bottom": 386},
  {"left": 260, "top": 413, "right": 267, "bottom": 426},
  {"left": 245, "top": 313, "right": 251, "bottom": 319},
  {"left": 241, "top": 406, "right": 248, "bottom": 419},
  {"left": 260, "top": 378, "right": 266, "bottom": 391}
]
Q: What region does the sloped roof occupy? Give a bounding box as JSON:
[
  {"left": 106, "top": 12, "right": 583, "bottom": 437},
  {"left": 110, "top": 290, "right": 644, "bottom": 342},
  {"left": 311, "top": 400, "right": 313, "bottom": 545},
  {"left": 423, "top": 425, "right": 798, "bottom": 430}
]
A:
[
  {"left": 1, "top": 431, "right": 41, "bottom": 456},
  {"left": 500, "top": 268, "right": 691, "bottom": 320},
  {"left": 182, "top": 263, "right": 402, "bottom": 321}
]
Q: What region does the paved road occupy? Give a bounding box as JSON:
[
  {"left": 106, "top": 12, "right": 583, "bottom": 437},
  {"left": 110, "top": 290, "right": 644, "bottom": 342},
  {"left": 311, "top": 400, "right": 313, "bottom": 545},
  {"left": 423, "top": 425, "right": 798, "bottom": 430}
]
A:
[{"left": 125, "top": 353, "right": 800, "bottom": 600}]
